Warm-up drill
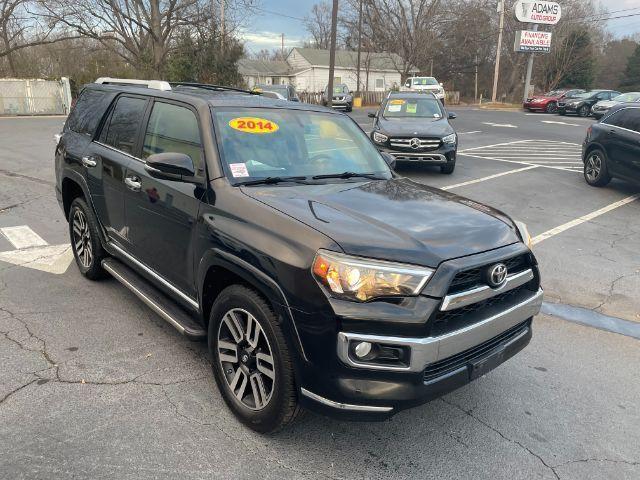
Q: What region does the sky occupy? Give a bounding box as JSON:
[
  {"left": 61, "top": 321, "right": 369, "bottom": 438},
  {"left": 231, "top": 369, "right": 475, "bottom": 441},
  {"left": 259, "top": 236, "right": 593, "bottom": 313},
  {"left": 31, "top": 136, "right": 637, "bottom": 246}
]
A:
[{"left": 241, "top": 0, "right": 640, "bottom": 53}]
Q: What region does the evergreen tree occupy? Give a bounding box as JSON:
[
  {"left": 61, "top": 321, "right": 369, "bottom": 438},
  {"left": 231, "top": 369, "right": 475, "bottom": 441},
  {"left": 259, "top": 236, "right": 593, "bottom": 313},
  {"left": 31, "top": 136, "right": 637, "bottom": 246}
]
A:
[{"left": 620, "top": 44, "right": 640, "bottom": 91}]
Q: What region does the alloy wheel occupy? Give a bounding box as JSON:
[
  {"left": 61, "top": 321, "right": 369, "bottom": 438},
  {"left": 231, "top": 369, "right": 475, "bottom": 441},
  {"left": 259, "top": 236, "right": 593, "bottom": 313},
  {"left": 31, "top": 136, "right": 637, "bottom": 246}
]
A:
[
  {"left": 217, "top": 308, "right": 276, "bottom": 411},
  {"left": 72, "top": 208, "right": 92, "bottom": 268},
  {"left": 585, "top": 153, "right": 602, "bottom": 182}
]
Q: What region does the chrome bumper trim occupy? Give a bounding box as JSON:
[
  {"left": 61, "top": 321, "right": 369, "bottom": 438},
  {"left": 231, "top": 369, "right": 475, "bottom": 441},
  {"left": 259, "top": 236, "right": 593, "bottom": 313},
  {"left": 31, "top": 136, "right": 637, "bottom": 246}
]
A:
[
  {"left": 300, "top": 388, "right": 393, "bottom": 412},
  {"left": 337, "top": 288, "right": 543, "bottom": 372},
  {"left": 389, "top": 152, "right": 447, "bottom": 162},
  {"left": 440, "top": 268, "right": 534, "bottom": 312}
]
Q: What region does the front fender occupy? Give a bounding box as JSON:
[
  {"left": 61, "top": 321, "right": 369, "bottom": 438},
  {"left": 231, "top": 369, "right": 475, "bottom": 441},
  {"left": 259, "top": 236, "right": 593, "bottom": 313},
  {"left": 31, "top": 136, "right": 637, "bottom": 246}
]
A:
[{"left": 197, "top": 248, "right": 309, "bottom": 364}]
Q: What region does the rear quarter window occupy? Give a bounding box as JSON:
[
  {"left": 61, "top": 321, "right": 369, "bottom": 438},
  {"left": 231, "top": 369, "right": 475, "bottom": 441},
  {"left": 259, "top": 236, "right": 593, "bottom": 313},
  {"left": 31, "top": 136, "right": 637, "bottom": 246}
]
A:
[{"left": 65, "top": 89, "right": 113, "bottom": 136}]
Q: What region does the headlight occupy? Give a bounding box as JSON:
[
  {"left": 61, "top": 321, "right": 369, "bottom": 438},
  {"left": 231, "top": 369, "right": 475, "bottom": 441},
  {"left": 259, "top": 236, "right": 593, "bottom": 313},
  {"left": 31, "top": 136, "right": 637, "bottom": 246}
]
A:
[
  {"left": 514, "top": 220, "right": 533, "bottom": 249},
  {"left": 312, "top": 250, "right": 434, "bottom": 302},
  {"left": 442, "top": 133, "right": 457, "bottom": 145},
  {"left": 372, "top": 131, "right": 388, "bottom": 143}
]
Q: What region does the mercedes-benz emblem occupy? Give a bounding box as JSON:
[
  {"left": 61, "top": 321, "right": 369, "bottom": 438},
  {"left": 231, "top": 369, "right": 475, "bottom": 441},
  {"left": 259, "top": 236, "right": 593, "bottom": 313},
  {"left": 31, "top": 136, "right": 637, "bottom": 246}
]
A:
[
  {"left": 409, "top": 137, "right": 421, "bottom": 149},
  {"left": 487, "top": 263, "right": 508, "bottom": 287}
]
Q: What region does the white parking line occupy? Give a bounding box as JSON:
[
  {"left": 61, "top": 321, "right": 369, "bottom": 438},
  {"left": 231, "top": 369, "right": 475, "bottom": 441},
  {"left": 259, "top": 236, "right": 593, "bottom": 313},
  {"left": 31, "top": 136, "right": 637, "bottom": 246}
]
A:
[
  {"left": 532, "top": 194, "right": 640, "bottom": 245},
  {"left": 441, "top": 165, "right": 539, "bottom": 190},
  {"left": 541, "top": 120, "right": 581, "bottom": 127},
  {"left": 458, "top": 131, "right": 482, "bottom": 135},
  {"left": 0, "top": 225, "right": 48, "bottom": 249},
  {"left": 459, "top": 152, "right": 582, "bottom": 174},
  {"left": 482, "top": 122, "right": 517, "bottom": 128}
]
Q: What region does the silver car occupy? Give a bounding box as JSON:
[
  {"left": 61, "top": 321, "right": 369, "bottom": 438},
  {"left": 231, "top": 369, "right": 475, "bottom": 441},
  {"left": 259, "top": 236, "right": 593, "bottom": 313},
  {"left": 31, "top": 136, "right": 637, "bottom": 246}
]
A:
[{"left": 592, "top": 92, "right": 640, "bottom": 119}]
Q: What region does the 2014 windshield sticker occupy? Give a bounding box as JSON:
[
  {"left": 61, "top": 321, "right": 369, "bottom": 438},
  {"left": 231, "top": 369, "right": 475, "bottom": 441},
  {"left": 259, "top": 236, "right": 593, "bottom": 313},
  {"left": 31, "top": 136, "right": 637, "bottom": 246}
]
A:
[{"left": 229, "top": 117, "right": 279, "bottom": 134}]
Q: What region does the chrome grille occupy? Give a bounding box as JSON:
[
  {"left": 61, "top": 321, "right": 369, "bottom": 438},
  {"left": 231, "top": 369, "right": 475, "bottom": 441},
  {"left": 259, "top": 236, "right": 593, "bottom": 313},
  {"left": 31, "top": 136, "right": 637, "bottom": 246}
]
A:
[{"left": 389, "top": 137, "right": 441, "bottom": 150}]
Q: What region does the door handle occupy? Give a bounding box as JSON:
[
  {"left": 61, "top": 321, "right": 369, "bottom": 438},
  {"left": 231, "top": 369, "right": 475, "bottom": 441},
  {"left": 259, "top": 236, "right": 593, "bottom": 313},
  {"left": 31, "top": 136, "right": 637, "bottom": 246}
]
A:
[
  {"left": 81, "top": 155, "right": 97, "bottom": 167},
  {"left": 124, "top": 176, "right": 142, "bottom": 192}
]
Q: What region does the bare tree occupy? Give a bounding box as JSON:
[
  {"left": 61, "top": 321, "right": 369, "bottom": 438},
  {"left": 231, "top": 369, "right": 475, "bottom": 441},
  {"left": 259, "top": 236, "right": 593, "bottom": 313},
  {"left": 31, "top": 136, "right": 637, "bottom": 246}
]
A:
[
  {"left": 38, "top": 0, "right": 206, "bottom": 76},
  {"left": 1, "top": 0, "right": 78, "bottom": 75},
  {"left": 304, "top": 1, "right": 332, "bottom": 49}
]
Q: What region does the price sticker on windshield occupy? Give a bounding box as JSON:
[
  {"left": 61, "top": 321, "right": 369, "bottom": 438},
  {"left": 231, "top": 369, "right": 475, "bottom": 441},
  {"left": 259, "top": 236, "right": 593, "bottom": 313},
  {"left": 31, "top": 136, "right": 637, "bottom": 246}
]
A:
[
  {"left": 389, "top": 99, "right": 405, "bottom": 105},
  {"left": 229, "top": 117, "right": 279, "bottom": 134}
]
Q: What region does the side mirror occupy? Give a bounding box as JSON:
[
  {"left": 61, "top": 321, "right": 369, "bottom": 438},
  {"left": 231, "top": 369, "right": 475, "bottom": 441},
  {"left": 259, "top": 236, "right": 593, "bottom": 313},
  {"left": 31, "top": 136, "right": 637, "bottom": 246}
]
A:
[
  {"left": 448, "top": 112, "right": 457, "bottom": 119},
  {"left": 368, "top": 112, "right": 376, "bottom": 118},
  {"left": 380, "top": 152, "right": 396, "bottom": 171},
  {"left": 145, "top": 152, "right": 196, "bottom": 181}
]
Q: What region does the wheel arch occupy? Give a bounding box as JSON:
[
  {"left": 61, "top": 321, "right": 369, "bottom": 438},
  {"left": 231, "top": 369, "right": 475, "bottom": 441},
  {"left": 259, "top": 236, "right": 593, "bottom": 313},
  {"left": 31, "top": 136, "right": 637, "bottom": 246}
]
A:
[
  {"left": 61, "top": 173, "right": 88, "bottom": 220},
  {"left": 198, "top": 249, "right": 308, "bottom": 363}
]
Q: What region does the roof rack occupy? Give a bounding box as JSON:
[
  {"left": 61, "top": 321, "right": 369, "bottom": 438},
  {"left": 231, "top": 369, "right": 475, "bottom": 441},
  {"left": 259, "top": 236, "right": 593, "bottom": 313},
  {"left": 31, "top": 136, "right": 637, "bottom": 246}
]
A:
[
  {"left": 95, "top": 77, "right": 172, "bottom": 91},
  {"left": 170, "top": 82, "right": 259, "bottom": 95}
]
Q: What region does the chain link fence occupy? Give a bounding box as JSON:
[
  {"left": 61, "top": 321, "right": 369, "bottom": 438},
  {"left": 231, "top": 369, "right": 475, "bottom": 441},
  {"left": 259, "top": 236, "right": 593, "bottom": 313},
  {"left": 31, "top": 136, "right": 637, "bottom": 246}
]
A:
[{"left": 0, "top": 78, "right": 72, "bottom": 116}]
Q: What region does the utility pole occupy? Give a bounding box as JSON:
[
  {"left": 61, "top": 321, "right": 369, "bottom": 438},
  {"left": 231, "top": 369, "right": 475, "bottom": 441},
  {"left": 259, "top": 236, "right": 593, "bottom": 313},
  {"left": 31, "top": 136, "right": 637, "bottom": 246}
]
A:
[
  {"left": 430, "top": 58, "right": 433, "bottom": 76},
  {"left": 475, "top": 54, "right": 479, "bottom": 103},
  {"left": 491, "top": 0, "right": 505, "bottom": 102},
  {"left": 281, "top": 33, "right": 285, "bottom": 59},
  {"left": 522, "top": 24, "right": 538, "bottom": 102},
  {"left": 355, "top": 0, "right": 362, "bottom": 95},
  {"left": 327, "top": 0, "right": 339, "bottom": 108}
]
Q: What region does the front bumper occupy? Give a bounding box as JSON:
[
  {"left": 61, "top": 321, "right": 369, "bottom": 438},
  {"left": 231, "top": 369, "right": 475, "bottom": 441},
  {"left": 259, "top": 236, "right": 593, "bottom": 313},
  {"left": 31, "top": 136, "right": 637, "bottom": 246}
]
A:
[
  {"left": 376, "top": 143, "right": 456, "bottom": 164},
  {"left": 298, "top": 286, "right": 543, "bottom": 419},
  {"left": 524, "top": 101, "right": 546, "bottom": 110}
]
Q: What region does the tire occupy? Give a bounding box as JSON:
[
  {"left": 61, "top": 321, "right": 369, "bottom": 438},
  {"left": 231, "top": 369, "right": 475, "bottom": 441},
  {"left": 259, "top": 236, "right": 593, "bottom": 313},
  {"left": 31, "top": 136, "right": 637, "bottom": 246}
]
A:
[
  {"left": 584, "top": 148, "right": 611, "bottom": 187},
  {"left": 208, "top": 285, "right": 301, "bottom": 433},
  {"left": 346, "top": 104, "right": 352, "bottom": 112},
  {"left": 578, "top": 105, "right": 590, "bottom": 117},
  {"left": 69, "top": 197, "right": 107, "bottom": 280},
  {"left": 545, "top": 102, "right": 557, "bottom": 114},
  {"left": 440, "top": 160, "right": 456, "bottom": 174},
  {"left": 558, "top": 110, "right": 566, "bottom": 116}
]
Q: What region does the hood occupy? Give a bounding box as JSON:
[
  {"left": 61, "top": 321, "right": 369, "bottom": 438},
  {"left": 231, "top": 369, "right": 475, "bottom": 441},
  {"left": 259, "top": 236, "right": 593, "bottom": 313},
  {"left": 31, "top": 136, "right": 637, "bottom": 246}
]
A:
[
  {"left": 241, "top": 178, "right": 519, "bottom": 267},
  {"left": 377, "top": 116, "right": 453, "bottom": 137},
  {"left": 594, "top": 100, "right": 616, "bottom": 108},
  {"left": 530, "top": 95, "right": 557, "bottom": 101},
  {"left": 413, "top": 85, "right": 441, "bottom": 91}
]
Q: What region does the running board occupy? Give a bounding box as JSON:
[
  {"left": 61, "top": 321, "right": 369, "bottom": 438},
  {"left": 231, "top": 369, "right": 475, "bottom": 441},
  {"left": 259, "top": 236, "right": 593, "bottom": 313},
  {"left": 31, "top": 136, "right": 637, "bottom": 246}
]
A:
[{"left": 101, "top": 258, "right": 207, "bottom": 341}]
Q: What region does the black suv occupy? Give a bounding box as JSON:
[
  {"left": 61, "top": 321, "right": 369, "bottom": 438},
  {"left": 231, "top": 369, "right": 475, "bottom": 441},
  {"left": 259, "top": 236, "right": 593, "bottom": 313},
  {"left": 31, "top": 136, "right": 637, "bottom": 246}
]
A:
[
  {"left": 368, "top": 92, "right": 458, "bottom": 173},
  {"left": 583, "top": 104, "right": 640, "bottom": 187},
  {"left": 55, "top": 78, "right": 542, "bottom": 432}
]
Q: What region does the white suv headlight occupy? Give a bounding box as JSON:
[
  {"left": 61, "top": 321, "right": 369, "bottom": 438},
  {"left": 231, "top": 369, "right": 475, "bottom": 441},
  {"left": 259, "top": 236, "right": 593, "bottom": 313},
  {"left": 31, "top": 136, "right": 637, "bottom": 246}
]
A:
[
  {"left": 372, "top": 131, "right": 388, "bottom": 143},
  {"left": 312, "top": 250, "right": 434, "bottom": 302},
  {"left": 442, "top": 133, "right": 456, "bottom": 145}
]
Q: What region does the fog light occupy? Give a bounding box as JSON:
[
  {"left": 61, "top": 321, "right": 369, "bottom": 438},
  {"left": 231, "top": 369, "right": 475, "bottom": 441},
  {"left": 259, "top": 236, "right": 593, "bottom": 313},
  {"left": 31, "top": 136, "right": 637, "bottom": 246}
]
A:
[{"left": 354, "top": 341, "right": 372, "bottom": 358}]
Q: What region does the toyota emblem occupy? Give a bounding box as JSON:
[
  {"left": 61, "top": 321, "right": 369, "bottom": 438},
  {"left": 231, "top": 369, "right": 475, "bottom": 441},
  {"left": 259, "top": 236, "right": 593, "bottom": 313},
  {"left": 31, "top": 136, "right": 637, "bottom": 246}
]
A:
[
  {"left": 409, "top": 138, "right": 421, "bottom": 149},
  {"left": 487, "top": 263, "right": 508, "bottom": 287}
]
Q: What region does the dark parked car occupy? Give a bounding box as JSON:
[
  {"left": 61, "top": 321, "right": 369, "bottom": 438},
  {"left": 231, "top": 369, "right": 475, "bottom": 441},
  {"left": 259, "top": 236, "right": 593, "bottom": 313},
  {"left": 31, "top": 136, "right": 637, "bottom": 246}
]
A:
[
  {"left": 583, "top": 104, "right": 640, "bottom": 187},
  {"left": 56, "top": 77, "right": 542, "bottom": 432},
  {"left": 523, "top": 88, "right": 585, "bottom": 113},
  {"left": 591, "top": 92, "right": 640, "bottom": 119},
  {"left": 252, "top": 83, "right": 299, "bottom": 102},
  {"left": 368, "top": 92, "right": 457, "bottom": 173},
  {"left": 322, "top": 83, "right": 353, "bottom": 111},
  {"left": 558, "top": 90, "right": 621, "bottom": 117}
]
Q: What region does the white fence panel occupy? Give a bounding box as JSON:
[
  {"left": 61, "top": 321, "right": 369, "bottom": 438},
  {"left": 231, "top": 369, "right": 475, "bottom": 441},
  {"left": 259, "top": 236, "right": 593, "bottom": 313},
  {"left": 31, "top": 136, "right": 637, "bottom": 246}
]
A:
[{"left": 0, "top": 78, "right": 72, "bottom": 116}]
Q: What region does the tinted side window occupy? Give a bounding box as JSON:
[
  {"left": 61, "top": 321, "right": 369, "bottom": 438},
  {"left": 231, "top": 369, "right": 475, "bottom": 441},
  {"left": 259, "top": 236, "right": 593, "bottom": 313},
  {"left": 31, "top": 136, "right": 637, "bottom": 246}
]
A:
[
  {"left": 65, "top": 89, "right": 111, "bottom": 136},
  {"left": 604, "top": 108, "right": 640, "bottom": 132},
  {"left": 142, "top": 102, "right": 203, "bottom": 171},
  {"left": 103, "top": 96, "right": 147, "bottom": 155}
]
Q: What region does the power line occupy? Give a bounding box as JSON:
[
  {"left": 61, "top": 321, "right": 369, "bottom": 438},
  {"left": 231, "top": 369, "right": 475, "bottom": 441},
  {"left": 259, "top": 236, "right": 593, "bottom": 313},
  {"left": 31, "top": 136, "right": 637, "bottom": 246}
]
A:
[{"left": 252, "top": 6, "right": 305, "bottom": 22}]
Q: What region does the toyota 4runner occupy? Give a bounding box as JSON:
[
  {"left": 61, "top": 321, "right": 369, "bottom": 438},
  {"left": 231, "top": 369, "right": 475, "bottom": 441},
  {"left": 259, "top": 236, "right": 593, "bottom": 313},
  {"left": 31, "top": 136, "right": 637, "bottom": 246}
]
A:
[{"left": 55, "top": 78, "right": 543, "bottom": 433}]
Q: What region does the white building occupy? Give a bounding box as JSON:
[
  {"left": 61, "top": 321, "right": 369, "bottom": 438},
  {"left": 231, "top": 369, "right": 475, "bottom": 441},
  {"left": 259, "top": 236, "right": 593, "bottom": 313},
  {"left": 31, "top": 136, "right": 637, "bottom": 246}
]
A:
[{"left": 238, "top": 48, "right": 417, "bottom": 93}]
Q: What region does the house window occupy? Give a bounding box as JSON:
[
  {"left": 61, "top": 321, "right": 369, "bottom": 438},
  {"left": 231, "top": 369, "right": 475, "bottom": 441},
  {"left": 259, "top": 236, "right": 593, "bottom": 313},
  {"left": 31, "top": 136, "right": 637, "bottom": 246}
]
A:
[
  {"left": 334, "top": 76, "right": 341, "bottom": 84},
  {"left": 375, "top": 78, "right": 384, "bottom": 89}
]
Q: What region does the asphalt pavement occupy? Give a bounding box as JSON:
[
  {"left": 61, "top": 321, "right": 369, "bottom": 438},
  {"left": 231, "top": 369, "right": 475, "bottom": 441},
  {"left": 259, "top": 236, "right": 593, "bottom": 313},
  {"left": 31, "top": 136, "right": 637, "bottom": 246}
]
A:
[{"left": 1, "top": 108, "right": 639, "bottom": 479}]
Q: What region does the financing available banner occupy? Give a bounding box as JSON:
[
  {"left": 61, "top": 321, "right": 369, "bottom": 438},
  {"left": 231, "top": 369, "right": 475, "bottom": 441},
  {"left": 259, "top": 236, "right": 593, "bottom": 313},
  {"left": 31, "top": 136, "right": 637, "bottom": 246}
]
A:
[{"left": 514, "top": 30, "right": 552, "bottom": 53}]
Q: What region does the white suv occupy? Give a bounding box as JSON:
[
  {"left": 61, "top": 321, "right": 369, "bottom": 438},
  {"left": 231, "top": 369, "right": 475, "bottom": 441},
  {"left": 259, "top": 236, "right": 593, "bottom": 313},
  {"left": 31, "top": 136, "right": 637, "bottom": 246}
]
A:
[{"left": 402, "top": 77, "right": 446, "bottom": 103}]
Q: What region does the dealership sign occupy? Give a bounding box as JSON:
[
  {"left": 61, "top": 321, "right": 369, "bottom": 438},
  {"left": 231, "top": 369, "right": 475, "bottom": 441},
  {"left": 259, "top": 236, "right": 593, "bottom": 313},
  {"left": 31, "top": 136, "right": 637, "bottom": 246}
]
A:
[
  {"left": 514, "top": 1, "right": 562, "bottom": 25},
  {"left": 514, "top": 30, "right": 552, "bottom": 53}
]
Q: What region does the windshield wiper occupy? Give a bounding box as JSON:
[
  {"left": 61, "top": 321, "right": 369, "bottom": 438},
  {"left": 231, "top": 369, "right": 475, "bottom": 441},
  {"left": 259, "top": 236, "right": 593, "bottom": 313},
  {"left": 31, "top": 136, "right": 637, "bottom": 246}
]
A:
[
  {"left": 312, "top": 171, "right": 385, "bottom": 180},
  {"left": 236, "top": 176, "right": 311, "bottom": 186}
]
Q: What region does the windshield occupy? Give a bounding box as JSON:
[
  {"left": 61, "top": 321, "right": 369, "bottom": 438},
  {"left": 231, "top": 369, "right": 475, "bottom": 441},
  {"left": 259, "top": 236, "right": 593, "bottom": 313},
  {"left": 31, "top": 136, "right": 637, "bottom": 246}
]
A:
[
  {"left": 325, "top": 85, "right": 348, "bottom": 95},
  {"left": 412, "top": 77, "right": 438, "bottom": 86},
  {"left": 613, "top": 92, "right": 640, "bottom": 102},
  {"left": 383, "top": 97, "right": 443, "bottom": 118},
  {"left": 545, "top": 90, "right": 563, "bottom": 96},
  {"left": 572, "top": 92, "right": 592, "bottom": 99},
  {"left": 213, "top": 108, "right": 390, "bottom": 183}
]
